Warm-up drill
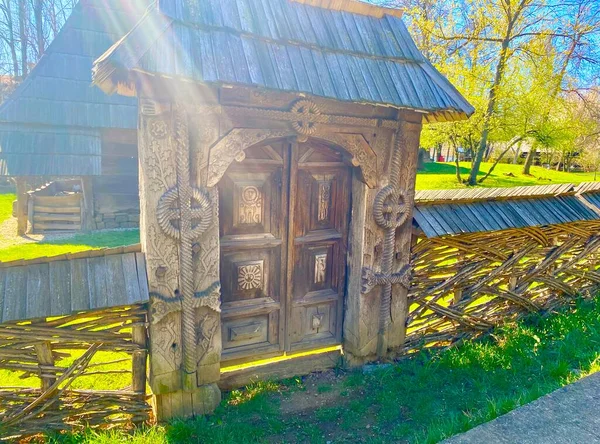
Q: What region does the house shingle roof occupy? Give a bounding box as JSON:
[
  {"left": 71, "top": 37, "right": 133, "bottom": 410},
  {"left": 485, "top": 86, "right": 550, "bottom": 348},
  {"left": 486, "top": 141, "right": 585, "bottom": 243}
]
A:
[
  {"left": 94, "top": 0, "right": 474, "bottom": 122},
  {"left": 0, "top": 0, "right": 147, "bottom": 176}
]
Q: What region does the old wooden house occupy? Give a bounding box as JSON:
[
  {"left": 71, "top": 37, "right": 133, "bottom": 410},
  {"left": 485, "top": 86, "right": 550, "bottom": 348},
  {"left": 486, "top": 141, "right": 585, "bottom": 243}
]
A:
[
  {"left": 0, "top": 0, "right": 147, "bottom": 234},
  {"left": 93, "top": 0, "right": 474, "bottom": 418}
]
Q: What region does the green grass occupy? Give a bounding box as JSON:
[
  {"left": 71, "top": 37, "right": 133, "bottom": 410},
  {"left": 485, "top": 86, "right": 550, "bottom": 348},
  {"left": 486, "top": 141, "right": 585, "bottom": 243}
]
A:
[
  {"left": 0, "top": 229, "right": 140, "bottom": 262},
  {"left": 0, "top": 193, "right": 15, "bottom": 224},
  {"left": 48, "top": 296, "right": 600, "bottom": 443},
  {"left": 415, "top": 162, "right": 599, "bottom": 190}
]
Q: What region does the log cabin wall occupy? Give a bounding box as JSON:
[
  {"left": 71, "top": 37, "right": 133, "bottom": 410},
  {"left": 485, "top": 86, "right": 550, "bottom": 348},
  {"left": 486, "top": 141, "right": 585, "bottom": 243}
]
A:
[{"left": 93, "top": 129, "right": 140, "bottom": 230}]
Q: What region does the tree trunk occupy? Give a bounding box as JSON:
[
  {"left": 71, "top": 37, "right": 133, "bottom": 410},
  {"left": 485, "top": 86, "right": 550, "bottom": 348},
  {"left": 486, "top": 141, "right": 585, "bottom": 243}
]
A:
[
  {"left": 18, "top": 0, "right": 28, "bottom": 77},
  {"left": 479, "top": 136, "right": 524, "bottom": 183},
  {"left": 2, "top": 0, "right": 20, "bottom": 77},
  {"left": 523, "top": 148, "right": 536, "bottom": 174},
  {"left": 468, "top": 34, "right": 512, "bottom": 185},
  {"left": 513, "top": 141, "right": 523, "bottom": 164},
  {"left": 34, "top": 0, "right": 44, "bottom": 57}
]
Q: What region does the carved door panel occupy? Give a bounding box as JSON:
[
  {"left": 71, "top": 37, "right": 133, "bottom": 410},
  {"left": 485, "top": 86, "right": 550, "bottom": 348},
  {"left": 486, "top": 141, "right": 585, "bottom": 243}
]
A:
[
  {"left": 219, "top": 142, "right": 288, "bottom": 363},
  {"left": 219, "top": 139, "right": 351, "bottom": 363},
  {"left": 287, "top": 141, "right": 351, "bottom": 351}
]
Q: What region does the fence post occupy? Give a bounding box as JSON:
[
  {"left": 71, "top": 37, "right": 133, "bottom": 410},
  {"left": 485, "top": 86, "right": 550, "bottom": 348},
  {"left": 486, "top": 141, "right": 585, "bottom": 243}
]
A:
[
  {"left": 34, "top": 341, "right": 55, "bottom": 391},
  {"left": 131, "top": 323, "right": 147, "bottom": 394}
]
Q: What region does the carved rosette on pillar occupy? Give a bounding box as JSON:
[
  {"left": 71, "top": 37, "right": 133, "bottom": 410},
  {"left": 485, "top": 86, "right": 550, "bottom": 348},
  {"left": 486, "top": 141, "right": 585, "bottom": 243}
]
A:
[{"left": 140, "top": 100, "right": 222, "bottom": 419}]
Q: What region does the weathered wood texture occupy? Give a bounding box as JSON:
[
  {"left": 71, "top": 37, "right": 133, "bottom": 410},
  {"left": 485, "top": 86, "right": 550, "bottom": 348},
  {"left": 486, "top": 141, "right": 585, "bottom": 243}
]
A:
[
  {"left": 219, "top": 350, "right": 342, "bottom": 391},
  {"left": 30, "top": 193, "right": 82, "bottom": 233},
  {"left": 140, "top": 102, "right": 222, "bottom": 419},
  {"left": 0, "top": 304, "right": 151, "bottom": 441},
  {"left": 0, "top": 245, "right": 147, "bottom": 324},
  {"left": 405, "top": 221, "right": 600, "bottom": 354},
  {"left": 81, "top": 176, "right": 95, "bottom": 231},
  {"left": 414, "top": 185, "right": 600, "bottom": 238},
  {"left": 15, "top": 178, "right": 28, "bottom": 235},
  {"left": 0, "top": 0, "right": 145, "bottom": 178}
]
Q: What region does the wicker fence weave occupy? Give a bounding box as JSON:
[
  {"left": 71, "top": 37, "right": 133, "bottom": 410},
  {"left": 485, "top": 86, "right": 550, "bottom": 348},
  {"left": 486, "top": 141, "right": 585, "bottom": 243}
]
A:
[
  {"left": 0, "top": 304, "right": 151, "bottom": 441},
  {"left": 406, "top": 221, "right": 600, "bottom": 353}
]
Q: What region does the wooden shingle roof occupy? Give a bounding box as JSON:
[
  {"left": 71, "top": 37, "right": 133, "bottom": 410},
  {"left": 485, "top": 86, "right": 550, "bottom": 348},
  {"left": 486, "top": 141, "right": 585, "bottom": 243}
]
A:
[
  {"left": 414, "top": 183, "right": 600, "bottom": 238},
  {"left": 93, "top": 0, "right": 474, "bottom": 122},
  {"left": 0, "top": 0, "right": 148, "bottom": 177}
]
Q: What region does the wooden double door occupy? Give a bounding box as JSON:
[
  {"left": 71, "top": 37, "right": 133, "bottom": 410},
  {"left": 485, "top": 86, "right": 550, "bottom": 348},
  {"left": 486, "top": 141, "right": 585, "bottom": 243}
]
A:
[{"left": 219, "top": 139, "right": 352, "bottom": 364}]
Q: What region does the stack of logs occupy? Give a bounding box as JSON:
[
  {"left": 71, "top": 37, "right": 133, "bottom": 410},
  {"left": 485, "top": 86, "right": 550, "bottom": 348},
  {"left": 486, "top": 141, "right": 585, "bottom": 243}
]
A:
[
  {"left": 0, "top": 304, "right": 151, "bottom": 440},
  {"left": 406, "top": 221, "right": 600, "bottom": 353}
]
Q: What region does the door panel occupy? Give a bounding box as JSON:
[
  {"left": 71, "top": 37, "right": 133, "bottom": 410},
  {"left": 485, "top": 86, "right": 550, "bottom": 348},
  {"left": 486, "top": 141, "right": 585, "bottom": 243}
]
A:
[
  {"left": 289, "top": 142, "right": 351, "bottom": 351},
  {"left": 219, "top": 143, "right": 287, "bottom": 362},
  {"left": 219, "top": 140, "right": 351, "bottom": 362}
]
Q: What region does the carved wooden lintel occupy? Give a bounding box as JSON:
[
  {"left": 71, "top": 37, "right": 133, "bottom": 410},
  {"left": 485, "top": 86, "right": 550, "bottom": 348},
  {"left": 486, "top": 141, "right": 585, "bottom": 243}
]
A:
[
  {"left": 222, "top": 99, "right": 399, "bottom": 132},
  {"left": 206, "top": 129, "right": 290, "bottom": 187},
  {"left": 207, "top": 129, "right": 378, "bottom": 188}
]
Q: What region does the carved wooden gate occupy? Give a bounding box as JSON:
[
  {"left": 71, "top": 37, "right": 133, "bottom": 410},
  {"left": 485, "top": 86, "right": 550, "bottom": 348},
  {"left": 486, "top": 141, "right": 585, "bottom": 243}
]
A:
[{"left": 219, "top": 139, "right": 351, "bottom": 364}]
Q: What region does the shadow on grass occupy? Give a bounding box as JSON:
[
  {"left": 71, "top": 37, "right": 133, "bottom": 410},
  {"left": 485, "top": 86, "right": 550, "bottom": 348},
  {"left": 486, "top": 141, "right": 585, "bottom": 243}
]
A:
[{"left": 419, "top": 163, "right": 471, "bottom": 175}]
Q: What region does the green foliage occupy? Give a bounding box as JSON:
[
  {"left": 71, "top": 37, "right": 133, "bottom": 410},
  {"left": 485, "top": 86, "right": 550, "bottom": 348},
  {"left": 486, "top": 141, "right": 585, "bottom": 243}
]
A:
[
  {"left": 400, "top": 0, "right": 600, "bottom": 184},
  {"left": 50, "top": 297, "right": 600, "bottom": 443}
]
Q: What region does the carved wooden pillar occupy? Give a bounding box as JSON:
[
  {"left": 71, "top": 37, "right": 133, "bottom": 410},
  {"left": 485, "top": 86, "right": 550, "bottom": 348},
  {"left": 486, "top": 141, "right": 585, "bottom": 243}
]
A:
[
  {"left": 389, "top": 120, "right": 422, "bottom": 352},
  {"left": 139, "top": 99, "right": 221, "bottom": 421},
  {"left": 353, "top": 119, "right": 422, "bottom": 360}
]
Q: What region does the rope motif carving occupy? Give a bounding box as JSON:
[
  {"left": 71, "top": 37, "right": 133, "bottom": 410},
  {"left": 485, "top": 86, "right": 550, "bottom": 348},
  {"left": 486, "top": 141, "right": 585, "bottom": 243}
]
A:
[
  {"left": 361, "top": 265, "right": 411, "bottom": 294},
  {"left": 290, "top": 99, "right": 321, "bottom": 140},
  {"left": 373, "top": 185, "right": 409, "bottom": 229},
  {"left": 150, "top": 282, "right": 221, "bottom": 325},
  {"left": 361, "top": 131, "right": 411, "bottom": 357}
]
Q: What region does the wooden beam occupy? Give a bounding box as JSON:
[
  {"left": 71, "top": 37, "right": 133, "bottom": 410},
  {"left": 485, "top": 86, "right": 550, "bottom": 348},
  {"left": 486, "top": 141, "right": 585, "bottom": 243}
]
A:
[
  {"left": 80, "top": 177, "right": 95, "bottom": 231},
  {"left": 15, "top": 178, "right": 28, "bottom": 236}
]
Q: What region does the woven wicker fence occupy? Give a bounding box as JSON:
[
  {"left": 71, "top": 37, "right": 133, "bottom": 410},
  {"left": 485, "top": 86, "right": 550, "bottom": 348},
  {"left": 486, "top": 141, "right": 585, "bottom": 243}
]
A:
[
  {"left": 405, "top": 221, "right": 600, "bottom": 353},
  {"left": 0, "top": 304, "right": 151, "bottom": 441}
]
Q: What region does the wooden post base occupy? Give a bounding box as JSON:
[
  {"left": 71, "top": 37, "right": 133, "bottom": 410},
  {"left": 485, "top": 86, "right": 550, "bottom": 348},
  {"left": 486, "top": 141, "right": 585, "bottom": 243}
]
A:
[{"left": 154, "top": 383, "right": 221, "bottom": 420}]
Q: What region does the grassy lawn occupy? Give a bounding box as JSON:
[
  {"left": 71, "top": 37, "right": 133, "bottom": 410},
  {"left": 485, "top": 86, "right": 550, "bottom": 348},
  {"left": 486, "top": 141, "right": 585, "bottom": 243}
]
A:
[
  {"left": 415, "top": 162, "right": 599, "bottom": 190},
  {"left": 0, "top": 193, "right": 15, "bottom": 224},
  {"left": 46, "top": 296, "right": 600, "bottom": 444},
  {"left": 0, "top": 229, "right": 140, "bottom": 262}
]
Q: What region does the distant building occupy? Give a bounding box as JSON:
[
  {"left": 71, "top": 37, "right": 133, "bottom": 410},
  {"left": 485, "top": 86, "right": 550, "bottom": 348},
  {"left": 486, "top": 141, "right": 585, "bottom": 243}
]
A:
[{"left": 0, "top": 0, "right": 148, "bottom": 234}]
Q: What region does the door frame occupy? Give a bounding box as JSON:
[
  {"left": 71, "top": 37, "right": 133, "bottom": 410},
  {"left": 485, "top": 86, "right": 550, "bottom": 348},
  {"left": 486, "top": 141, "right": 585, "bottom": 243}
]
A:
[{"left": 211, "top": 132, "right": 374, "bottom": 365}]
